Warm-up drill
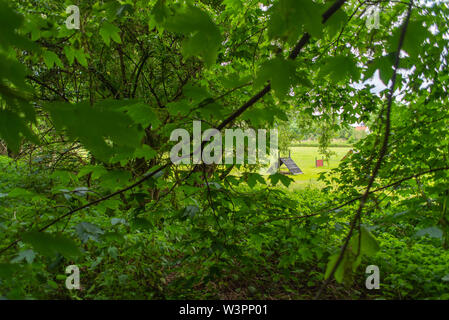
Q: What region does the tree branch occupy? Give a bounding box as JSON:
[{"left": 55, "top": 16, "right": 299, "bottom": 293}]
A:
[{"left": 315, "top": 0, "right": 413, "bottom": 299}]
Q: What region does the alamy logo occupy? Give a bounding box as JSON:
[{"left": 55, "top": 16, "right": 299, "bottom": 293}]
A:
[
  {"left": 365, "top": 265, "right": 380, "bottom": 289},
  {"left": 66, "top": 5, "right": 80, "bottom": 30},
  {"left": 365, "top": 6, "right": 380, "bottom": 31},
  {"left": 170, "top": 121, "right": 278, "bottom": 174},
  {"left": 65, "top": 265, "right": 80, "bottom": 290}
]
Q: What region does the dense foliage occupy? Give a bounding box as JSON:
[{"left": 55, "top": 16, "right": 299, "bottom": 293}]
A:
[{"left": 0, "top": 0, "right": 449, "bottom": 299}]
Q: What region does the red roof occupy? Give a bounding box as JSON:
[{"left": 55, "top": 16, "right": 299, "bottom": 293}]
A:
[{"left": 355, "top": 126, "right": 368, "bottom": 131}]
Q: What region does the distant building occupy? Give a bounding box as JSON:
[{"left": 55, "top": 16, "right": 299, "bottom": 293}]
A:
[{"left": 355, "top": 125, "right": 368, "bottom": 132}]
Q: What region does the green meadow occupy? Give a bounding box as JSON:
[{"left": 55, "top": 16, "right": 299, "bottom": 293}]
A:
[{"left": 282, "top": 146, "right": 352, "bottom": 189}]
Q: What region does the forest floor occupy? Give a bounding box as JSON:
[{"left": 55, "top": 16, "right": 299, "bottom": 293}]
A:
[{"left": 2, "top": 153, "right": 449, "bottom": 300}]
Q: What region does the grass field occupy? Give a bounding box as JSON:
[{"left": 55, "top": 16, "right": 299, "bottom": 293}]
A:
[
  {"left": 0, "top": 147, "right": 350, "bottom": 193},
  {"left": 282, "top": 146, "right": 351, "bottom": 190}
]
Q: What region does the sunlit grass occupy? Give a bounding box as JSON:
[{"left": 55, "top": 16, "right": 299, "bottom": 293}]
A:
[{"left": 285, "top": 146, "right": 351, "bottom": 190}]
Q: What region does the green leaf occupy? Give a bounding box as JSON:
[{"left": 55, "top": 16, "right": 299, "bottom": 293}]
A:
[
  {"left": 131, "top": 217, "right": 153, "bottom": 231},
  {"left": 360, "top": 227, "right": 380, "bottom": 255},
  {"left": 0, "top": 55, "right": 28, "bottom": 90},
  {"left": 247, "top": 173, "right": 266, "bottom": 188},
  {"left": 164, "top": 5, "right": 221, "bottom": 66},
  {"left": 167, "top": 100, "right": 191, "bottom": 117},
  {"left": 352, "top": 254, "right": 362, "bottom": 272},
  {"left": 0, "top": 263, "right": 17, "bottom": 278},
  {"left": 269, "top": 173, "right": 293, "bottom": 187},
  {"left": 150, "top": 0, "right": 170, "bottom": 27},
  {"left": 268, "top": 0, "right": 323, "bottom": 43},
  {"left": 111, "top": 218, "right": 127, "bottom": 226},
  {"left": 0, "top": 1, "right": 30, "bottom": 50},
  {"left": 116, "top": 4, "right": 133, "bottom": 17},
  {"left": 351, "top": 226, "right": 380, "bottom": 256},
  {"left": 64, "top": 46, "right": 75, "bottom": 65},
  {"left": 255, "top": 57, "right": 298, "bottom": 99},
  {"left": 108, "top": 246, "right": 118, "bottom": 259},
  {"left": 223, "top": 0, "right": 244, "bottom": 10},
  {"left": 414, "top": 226, "right": 443, "bottom": 239},
  {"left": 123, "top": 103, "right": 161, "bottom": 128},
  {"left": 43, "top": 51, "right": 63, "bottom": 69},
  {"left": 100, "top": 22, "right": 122, "bottom": 46},
  {"left": 183, "top": 83, "right": 211, "bottom": 102},
  {"left": 8, "top": 187, "right": 35, "bottom": 198},
  {"left": 366, "top": 54, "right": 394, "bottom": 85},
  {"left": 324, "top": 252, "right": 346, "bottom": 283},
  {"left": 11, "top": 249, "right": 36, "bottom": 264},
  {"left": 300, "top": 0, "right": 324, "bottom": 38},
  {"left": 22, "top": 231, "right": 81, "bottom": 258},
  {"left": 44, "top": 101, "right": 144, "bottom": 162},
  {"left": 318, "top": 55, "right": 360, "bottom": 83},
  {"left": 0, "top": 109, "right": 38, "bottom": 153},
  {"left": 134, "top": 145, "right": 157, "bottom": 161},
  {"left": 220, "top": 73, "right": 250, "bottom": 89},
  {"left": 388, "top": 20, "right": 429, "bottom": 59},
  {"left": 74, "top": 49, "right": 88, "bottom": 67},
  {"left": 47, "top": 280, "right": 58, "bottom": 289},
  {"left": 325, "top": 9, "right": 347, "bottom": 39},
  {"left": 75, "top": 222, "right": 104, "bottom": 243},
  {"left": 77, "top": 165, "right": 108, "bottom": 179},
  {"left": 183, "top": 205, "right": 199, "bottom": 219},
  {"left": 102, "top": 232, "right": 124, "bottom": 242}
]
